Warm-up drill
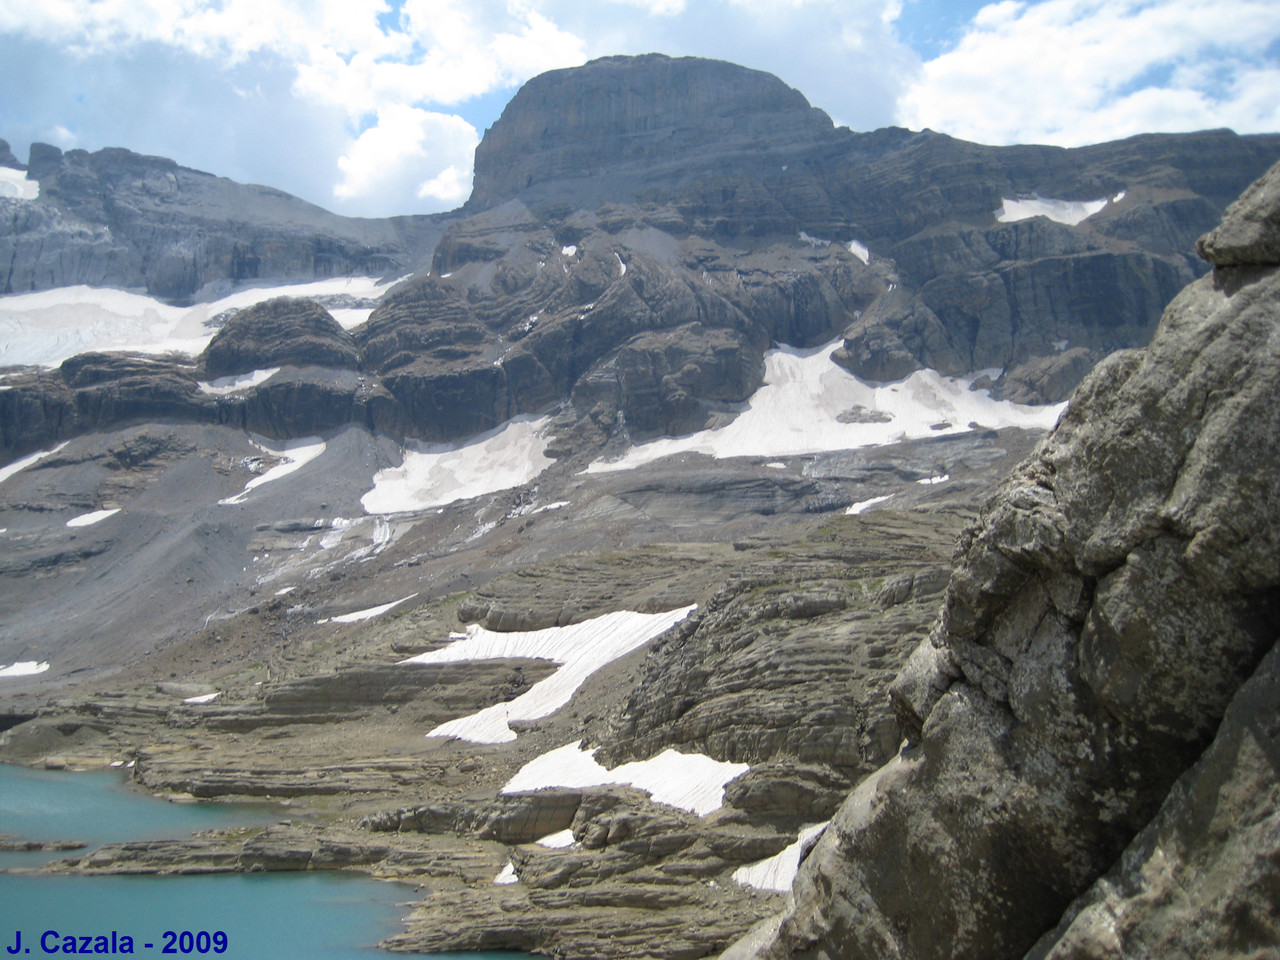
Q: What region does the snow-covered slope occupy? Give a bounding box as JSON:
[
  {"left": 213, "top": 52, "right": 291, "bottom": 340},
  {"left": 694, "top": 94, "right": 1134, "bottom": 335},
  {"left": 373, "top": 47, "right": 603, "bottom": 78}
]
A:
[
  {"left": 586, "top": 341, "right": 1065, "bottom": 473},
  {"left": 0, "top": 277, "right": 403, "bottom": 368}
]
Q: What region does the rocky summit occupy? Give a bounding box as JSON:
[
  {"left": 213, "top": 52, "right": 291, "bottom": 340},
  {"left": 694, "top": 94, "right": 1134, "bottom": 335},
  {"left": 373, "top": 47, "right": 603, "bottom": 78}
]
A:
[{"left": 1, "top": 54, "right": 1279, "bottom": 960}]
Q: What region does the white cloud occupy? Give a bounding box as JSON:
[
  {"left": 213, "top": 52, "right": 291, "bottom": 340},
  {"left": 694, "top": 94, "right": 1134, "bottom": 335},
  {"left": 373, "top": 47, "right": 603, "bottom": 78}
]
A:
[
  {"left": 897, "top": 0, "right": 1280, "bottom": 145},
  {"left": 334, "top": 105, "right": 479, "bottom": 213}
]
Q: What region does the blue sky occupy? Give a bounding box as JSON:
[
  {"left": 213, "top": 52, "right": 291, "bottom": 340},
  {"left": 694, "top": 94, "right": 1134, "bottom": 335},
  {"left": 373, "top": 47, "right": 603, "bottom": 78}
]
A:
[{"left": 1, "top": 0, "right": 1277, "bottom": 218}]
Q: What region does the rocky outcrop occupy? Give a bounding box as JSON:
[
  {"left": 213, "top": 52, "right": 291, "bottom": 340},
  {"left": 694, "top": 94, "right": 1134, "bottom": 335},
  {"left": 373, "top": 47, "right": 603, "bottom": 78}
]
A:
[
  {"left": 201, "top": 298, "right": 359, "bottom": 377},
  {"left": 730, "top": 161, "right": 1280, "bottom": 960},
  {"left": 590, "top": 510, "right": 963, "bottom": 790}
]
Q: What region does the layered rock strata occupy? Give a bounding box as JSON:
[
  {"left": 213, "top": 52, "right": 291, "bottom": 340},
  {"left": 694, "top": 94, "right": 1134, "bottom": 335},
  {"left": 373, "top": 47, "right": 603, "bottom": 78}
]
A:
[{"left": 730, "top": 161, "right": 1280, "bottom": 960}]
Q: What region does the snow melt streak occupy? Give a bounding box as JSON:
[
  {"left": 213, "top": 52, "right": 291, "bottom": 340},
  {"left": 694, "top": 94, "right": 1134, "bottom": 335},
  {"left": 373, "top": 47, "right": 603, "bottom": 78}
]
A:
[
  {"left": 503, "top": 740, "right": 749, "bottom": 817},
  {"left": 587, "top": 342, "right": 1064, "bottom": 473},
  {"left": 401, "top": 606, "right": 696, "bottom": 744}
]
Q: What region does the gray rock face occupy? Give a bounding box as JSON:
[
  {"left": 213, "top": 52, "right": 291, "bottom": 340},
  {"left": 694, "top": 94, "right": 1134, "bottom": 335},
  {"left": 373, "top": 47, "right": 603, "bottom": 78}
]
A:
[
  {"left": 732, "top": 161, "right": 1280, "bottom": 960},
  {"left": 0, "top": 143, "right": 442, "bottom": 299},
  {"left": 468, "top": 54, "right": 841, "bottom": 216},
  {"left": 1197, "top": 158, "right": 1280, "bottom": 266}
]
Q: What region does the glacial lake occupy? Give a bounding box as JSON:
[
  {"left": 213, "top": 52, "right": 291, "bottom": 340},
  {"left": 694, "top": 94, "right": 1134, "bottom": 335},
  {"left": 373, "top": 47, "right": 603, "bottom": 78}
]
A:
[{"left": 0, "top": 763, "right": 512, "bottom": 960}]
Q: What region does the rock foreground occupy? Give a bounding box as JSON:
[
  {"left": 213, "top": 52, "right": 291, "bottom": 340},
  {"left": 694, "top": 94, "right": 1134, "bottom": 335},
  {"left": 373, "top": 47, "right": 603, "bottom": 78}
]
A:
[{"left": 727, "top": 160, "right": 1280, "bottom": 960}]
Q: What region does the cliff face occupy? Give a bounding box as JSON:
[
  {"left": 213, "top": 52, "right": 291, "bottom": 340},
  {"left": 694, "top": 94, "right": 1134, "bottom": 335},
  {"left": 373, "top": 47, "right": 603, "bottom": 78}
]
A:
[
  {"left": 467, "top": 54, "right": 844, "bottom": 215},
  {"left": 731, "top": 160, "right": 1280, "bottom": 960},
  {"left": 0, "top": 143, "right": 443, "bottom": 300}
]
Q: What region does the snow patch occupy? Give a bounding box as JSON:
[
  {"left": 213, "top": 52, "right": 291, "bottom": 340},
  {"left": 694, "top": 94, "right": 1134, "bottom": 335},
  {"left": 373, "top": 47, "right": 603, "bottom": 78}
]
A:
[
  {"left": 847, "top": 239, "right": 870, "bottom": 264},
  {"left": 182, "top": 692, "right": 220, "bottom": 704},
  {"left": 1053, "top": 339, "right": 1069, "bottom": 352},
  {"left": 327, "top": 593, "right": 418, "bottom": 624},
  {"left": 733, "top": 822, "right": 829, "bottom": 891},
  {"left": 917, "top": 474, "right": 950, "bottom": 485},
  {"left": 585, "top": 342, "right": 1065, "bottom": 474},
  {"left": 0, "top": 661, "right": 50, "bottom": 678},
  {"left": 503, "top": 740, "right": 748, "bottom": 816},
  {"left": 531, "top": 501, "right": 569, "bottom": 514},
  {"left": 361, "top": 415, "right": 553, "bottom": 514},
  {"left": 198, "top": 367, "right": 280, "bottom": 396},
  {"left": 494, "top": 862, "right": 519, "bottom": 885},
  {"left": 219, "top": 437, "right": 326, "bottom": 505},
  {"left": 0, "top": 442, "right": 69, "bottom": 486},
  {"left": 846, "top": 495, "right": 892, "bottom": 515},
  {"left": 0, "top": 276, "right": 396, "bottom": 368},
  {"left": 997, "top": 195, "right": 1108, "bottom": 226},
  {"left": 66, "top": 508, "right": 121, "bottom": 528},
  {"left": 536, "top": 829, "right": 577, "bottom": 849},
  {"left": 562, "top": 245, "right": 577, "bottom": 257},
  {"left": 798, "top": 231, "right": 830, "bottom": 248},
  {"left": 0, "top": 167, "right": 38, "bottom": 200},
  {"left": 614, "top": 252, "right": 627, "bottom": 276},
  {"left": 402, "top": 606, "right": 696, "bottom": 744}
]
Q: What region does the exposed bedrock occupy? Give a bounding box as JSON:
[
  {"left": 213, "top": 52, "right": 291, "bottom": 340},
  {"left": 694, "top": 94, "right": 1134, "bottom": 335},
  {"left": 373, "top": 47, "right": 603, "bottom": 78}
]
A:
[
  {"left": 589, "top": 510, "right": 964, "bottom": 786},
  {"left": 200, "top": 297, "right": 359, "bottom": 377},
  {"left": 730, "top": 162, "right": 1280, "bottom": 960},
  {"left": 0, "top": 142, "right": 442, "bottom": 299}
]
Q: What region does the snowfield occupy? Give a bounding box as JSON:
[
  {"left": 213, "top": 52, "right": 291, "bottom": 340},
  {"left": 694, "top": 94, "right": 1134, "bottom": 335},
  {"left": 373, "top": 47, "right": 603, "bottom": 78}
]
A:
[
  {"left": 400, "top": 606, "right": 697, "bottom": 743},
  {"left": 0, "top": 661, "right": 50, "bottom": 678},
  {"left": 322, "top": 593, "right": 418, "bottom": 625},
  {"left": 733, "top": 821, "right": 829, "bottom": 891},
  {"left": 218, "top": 437, "right": 327, "bottom": 505},
  {"left": 586, "top": 341, "right": 1065, "bottom": 473},
  {"left": 361, "top": 415, "right": 554, "bottom": 514},
  {"left": 996, "top": 195, "right": 1110, "bottom": 226},
  {"left": 0, "top": 442, "right": 69, "bottom": 485},
  {"left": 197, "top": 367, "right": 281, "bottom": 396},
  {"left": 0, "top": 276, "right": 401, "bottom": 368},
  {"left": 502, "top": 740, "right": 749, "bottom": 816},
  {"left": 0, "top": 167, "right": 39, "bottom": 200},
  {"left": 66, "top": 508, "right": 121, "bottom": 528}
]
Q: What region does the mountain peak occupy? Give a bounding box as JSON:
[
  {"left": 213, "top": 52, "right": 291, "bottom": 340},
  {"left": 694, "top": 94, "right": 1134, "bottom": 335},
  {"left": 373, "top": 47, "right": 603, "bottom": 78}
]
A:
[{"left": 467, "top": 54, "right": 843, "bottom": 211}]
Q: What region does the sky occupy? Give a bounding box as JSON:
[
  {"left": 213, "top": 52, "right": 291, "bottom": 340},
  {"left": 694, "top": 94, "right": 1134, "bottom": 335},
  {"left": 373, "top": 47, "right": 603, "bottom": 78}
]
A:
[{"left": 0, "top": 0, "right": 1277, "bottom": 219}]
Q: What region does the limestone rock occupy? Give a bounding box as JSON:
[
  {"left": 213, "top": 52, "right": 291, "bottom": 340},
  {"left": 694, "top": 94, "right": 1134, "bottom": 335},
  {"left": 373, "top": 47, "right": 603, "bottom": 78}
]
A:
[
  {"left": 201, "top": 298, "right": 359, "bottom": 378},
  {"left": 1197, "top": 158, "right": 1280, "bottom": 266}
]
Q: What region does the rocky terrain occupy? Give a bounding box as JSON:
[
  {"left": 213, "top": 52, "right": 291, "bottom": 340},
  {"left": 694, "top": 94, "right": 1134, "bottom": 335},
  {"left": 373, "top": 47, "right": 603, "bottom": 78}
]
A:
[
  {"left": 1, "top": 53, "right": 1279, "bottom": 960},
  {"left": 5, "top": 56, "right": 1279, "bottom": 466},
  {"left": 726, "top": 159, "right": 1280, "bottom": 960}
]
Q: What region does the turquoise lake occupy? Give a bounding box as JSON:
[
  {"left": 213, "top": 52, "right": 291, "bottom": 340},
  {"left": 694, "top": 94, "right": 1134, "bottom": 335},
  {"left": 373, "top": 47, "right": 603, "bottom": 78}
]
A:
[{"left": 0, "top": 763, "right": 513, "bottom": 960}]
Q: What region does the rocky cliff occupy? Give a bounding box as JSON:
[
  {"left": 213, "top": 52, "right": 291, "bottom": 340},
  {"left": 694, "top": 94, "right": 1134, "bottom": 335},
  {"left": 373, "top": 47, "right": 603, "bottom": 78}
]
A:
[
  {"left": 729, "top": 160, "right": 1280, "bottom": 960},
  {"left": 0, "top": 142, "right": 443, "bottom": 300}
]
